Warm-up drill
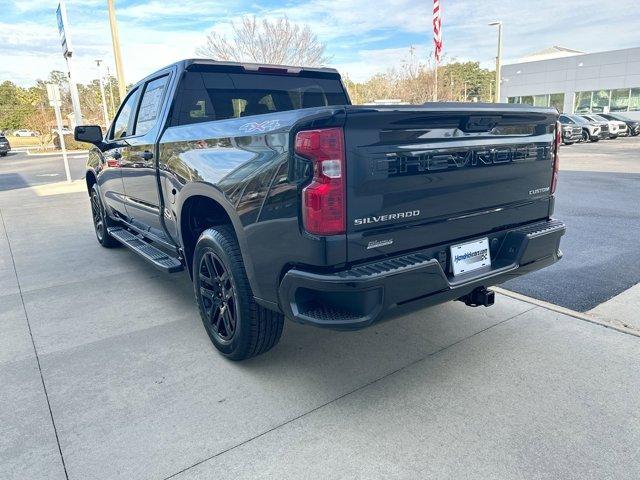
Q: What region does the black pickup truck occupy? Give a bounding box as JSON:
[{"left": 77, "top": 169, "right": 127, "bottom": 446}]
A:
[{"left": 76, "top": 59, "right": 565, "bottom": 360}]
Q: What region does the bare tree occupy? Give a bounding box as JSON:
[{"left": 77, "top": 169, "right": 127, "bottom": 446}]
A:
[{"left": 197, "top": 16, "right": 329, "bottom": 67}]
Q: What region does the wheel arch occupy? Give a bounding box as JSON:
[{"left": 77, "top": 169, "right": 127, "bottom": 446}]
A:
[
  {"left": 176, "top": 183, "right": 263, "bottom": 298},
  {"left": 85, "top": 169, "right": 97, "bottom": 195}
]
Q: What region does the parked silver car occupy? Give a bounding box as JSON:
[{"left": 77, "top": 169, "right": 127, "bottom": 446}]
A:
[{"left": 559, "top": 114, "right": 604, "bottom": 142}]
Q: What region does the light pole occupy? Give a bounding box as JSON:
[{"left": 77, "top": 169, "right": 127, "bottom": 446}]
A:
[
  {"left": 489, "top": 21, "right": 502, "bottom": 103},
  {"left": 95, "top": 60, "right": 109, "bottom": 128},
  {"left": 107, "top": 0, "right": 126, "bottom": 101}
]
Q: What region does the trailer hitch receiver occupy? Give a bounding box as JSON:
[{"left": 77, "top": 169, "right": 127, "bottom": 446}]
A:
[{"left": 459, "top": 287, "right": 495, "bottom": 307}]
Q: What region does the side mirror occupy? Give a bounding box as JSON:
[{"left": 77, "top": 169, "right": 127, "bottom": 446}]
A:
[{"left": 74, "top": 125, "right": 103, "bottom": 145}]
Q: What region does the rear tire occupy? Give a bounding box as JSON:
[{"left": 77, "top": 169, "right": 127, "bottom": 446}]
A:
[
  {"left": 193, "top": 225, "right": 284, "bottom": 360},
  {"left": 90, "top": 184, "right": 119, "bottom": 248}
]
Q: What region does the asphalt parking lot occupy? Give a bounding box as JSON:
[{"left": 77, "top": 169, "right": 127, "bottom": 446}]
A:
[
  {"left": 1, "top": 141, "right": 639, "bottom": 480},
  {"left": 0, "top": 150, "right": 87, "bottom": 191},
  {"left": 505, "top": 136, "right": 640, "bottom": 310}
]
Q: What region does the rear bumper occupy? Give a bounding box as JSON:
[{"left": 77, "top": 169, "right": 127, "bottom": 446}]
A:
[{"left": 278, "top": 219, "right": 565, "bottom": 330}]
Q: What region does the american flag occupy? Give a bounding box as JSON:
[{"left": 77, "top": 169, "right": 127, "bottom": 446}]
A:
[{"left": 433, "top": 0, "right": 443, "bottom": 63}]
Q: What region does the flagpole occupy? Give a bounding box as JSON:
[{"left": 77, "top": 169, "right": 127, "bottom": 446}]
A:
[
  {"left": 433, "top": 61, "right": 438, "bottom": 102},
  {"left": 432, "top": 0, "right": 442, "bottom": 102}
]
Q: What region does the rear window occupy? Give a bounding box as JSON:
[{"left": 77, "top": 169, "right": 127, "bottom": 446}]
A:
[{"left": 171, "top": 69, "right": 348, "bottom": 127}]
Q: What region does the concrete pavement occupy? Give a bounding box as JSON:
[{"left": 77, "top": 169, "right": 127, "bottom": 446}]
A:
[
  {"left": 1, "top": 181, "right": 639, "bottom": 479},
  {"left": 590, "top": 283, "right": 640, "bottom": 331}
]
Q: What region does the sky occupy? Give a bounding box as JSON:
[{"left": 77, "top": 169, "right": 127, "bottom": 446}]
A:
[{"left": 1, "top": 0, "right": 640, "bottom": 87}]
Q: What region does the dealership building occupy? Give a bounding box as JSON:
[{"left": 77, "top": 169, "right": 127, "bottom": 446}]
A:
[{"left": 500, "top": 46, "right": 640, "bottom": 120}]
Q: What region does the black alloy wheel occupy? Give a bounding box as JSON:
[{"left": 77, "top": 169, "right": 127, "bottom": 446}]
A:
[
  {"left": 91, "top": 189, "right": 105, "bottom": 242},
  {"left": 90, "top": 184, "right": 119, "bottom": 248},
  {"left": 198, "top": 250, "right": 238, "bottom": 344},
  {"left": 192, "top": 226, "right": 284, "bottom": 360}
]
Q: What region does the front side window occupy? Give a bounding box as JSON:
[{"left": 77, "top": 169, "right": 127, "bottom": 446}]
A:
[
  {"left": 110, "top": 88, "right": 140, "bottom": 139},
  {"left": 135, "top": 76, "right": 169, "bottom": 136}
]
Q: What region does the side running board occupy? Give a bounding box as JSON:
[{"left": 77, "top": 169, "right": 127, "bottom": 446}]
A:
[{"left": 108, "top": 227, "right": 183, "bottom": 273}]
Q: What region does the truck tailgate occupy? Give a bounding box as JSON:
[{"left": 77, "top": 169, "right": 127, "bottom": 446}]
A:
[{"left": 344, "top": 104, "right": 558, "bottom": 262}]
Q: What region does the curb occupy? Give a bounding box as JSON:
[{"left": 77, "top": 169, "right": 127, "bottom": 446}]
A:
[{"left": 492, "top": 287, "right": 640, "bottom": 338}]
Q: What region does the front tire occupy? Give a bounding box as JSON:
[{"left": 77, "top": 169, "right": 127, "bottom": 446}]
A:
[
  {"left": 193, "top": 226, "right": 284, "bottom": 360},
  {"left": 90, "top": 184, "right": 119, "bottom": 248}
]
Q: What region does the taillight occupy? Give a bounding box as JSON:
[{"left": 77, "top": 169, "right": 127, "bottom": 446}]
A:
[
  {"left": 551, "top": 121, "right": 561, "bottom": 194},
  {"left": 295, "top": 127, "right": 346, "bottom": 235}
]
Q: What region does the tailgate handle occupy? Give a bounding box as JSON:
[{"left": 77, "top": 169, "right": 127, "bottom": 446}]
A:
[{"left": 464, "top": 115, "right": 501, "bottom": 132}]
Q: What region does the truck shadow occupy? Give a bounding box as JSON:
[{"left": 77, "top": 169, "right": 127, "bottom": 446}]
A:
[{"left": 0, "top": 173, "right": 30, "bottom": 192}]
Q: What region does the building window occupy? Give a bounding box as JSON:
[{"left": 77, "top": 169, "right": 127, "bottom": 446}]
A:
[
  {"left": 630, "top": 88, "right": 640, "bottom": 112},
  {"left": 533, "top": 95, "right": 547, "bottom": 107},
  {"left": 549, "top": 93, "right": 564, "bottom": 112},
  {"left": 610, "top": 89, "right": 630, "bottom": 112},
  {"left": 507, "top": 93, "right": 565, "bottom": 112},
  {"left": 574, "top": 91, "right": 591, "bottom": 113},
  {"left": 574, "top": 88, "right": 640, "bottom": 113},
  {"left": 591, "top": 90, "right": 610, "bottom": 113}
]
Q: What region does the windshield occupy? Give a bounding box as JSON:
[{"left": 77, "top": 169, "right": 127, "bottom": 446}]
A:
[
  {"left": 568, "top": 114, "right": 589, "bottom": 125},
  {"left": 610, "top": 113, "right": 631, "bottom": 121}
]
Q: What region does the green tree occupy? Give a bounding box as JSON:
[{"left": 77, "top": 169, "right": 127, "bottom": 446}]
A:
[
  {"left": 440, "top": 61, "right": 494, "bottom": 102},
  {"left": 343, "top": 56, "right": 495, "bottom": 105},
  {"left": 0, "top": 81, "right": 35, "bottom": 131}
]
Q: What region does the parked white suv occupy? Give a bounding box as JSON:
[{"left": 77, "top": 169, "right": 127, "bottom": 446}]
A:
[
  {"left": 13, "top": 129, "right": 40, "bottom": 137},
  {"left": 581, "top": 114, "right": 627, "bottom": 138}
]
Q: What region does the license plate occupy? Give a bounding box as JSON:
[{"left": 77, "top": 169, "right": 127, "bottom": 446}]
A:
[{"left": 450, "top": 237, "right": 491, "bottom": 276}]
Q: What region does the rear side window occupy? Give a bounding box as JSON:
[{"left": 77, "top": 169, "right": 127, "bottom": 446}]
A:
[
  {"left": 171, "top": 70, "right": 348, "bottom": 126},
  {"left": 135, "top": 75, "right": 169, "bottom": 136},
  {"left": 110, "top": 88, "right": 140, "bottom": 139}
]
